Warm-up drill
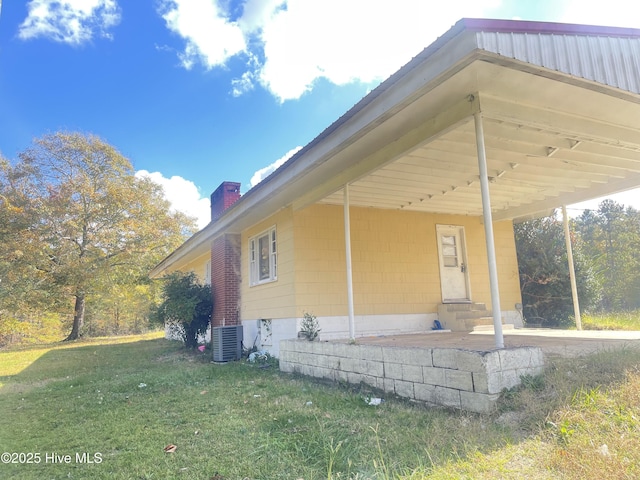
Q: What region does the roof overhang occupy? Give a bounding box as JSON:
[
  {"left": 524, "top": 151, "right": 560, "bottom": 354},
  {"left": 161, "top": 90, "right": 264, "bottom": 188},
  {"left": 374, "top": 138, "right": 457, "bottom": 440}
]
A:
[{"left": 151, "top": 18, "right": 640, "bottom": 278}]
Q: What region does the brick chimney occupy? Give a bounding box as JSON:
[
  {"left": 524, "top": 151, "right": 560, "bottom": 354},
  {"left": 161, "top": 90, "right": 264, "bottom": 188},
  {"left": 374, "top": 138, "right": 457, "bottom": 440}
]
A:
[
  {"left": 210, "top": 181, "right": 241, "bottom": 221},
  {"left": 211, "top": 233, "right": 240, "bottom": 327},
  {"left": 208, "top": 181, "right": 242, "bottom": 328}
]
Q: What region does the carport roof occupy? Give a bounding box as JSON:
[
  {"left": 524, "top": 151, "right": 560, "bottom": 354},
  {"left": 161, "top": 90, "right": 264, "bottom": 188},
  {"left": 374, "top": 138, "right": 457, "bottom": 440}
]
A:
[{"left": 151, "top": 18, "right": 640, "bottom": 277}]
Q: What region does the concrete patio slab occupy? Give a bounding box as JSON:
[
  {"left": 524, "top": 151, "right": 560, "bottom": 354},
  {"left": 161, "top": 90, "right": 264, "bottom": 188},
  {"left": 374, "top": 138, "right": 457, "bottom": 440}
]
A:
[
  {"left": 347, "top": 329, "right": 640, "bottom": 357},
  {"left": 279, "top": 329, "right": 640, "bottom": 413}
]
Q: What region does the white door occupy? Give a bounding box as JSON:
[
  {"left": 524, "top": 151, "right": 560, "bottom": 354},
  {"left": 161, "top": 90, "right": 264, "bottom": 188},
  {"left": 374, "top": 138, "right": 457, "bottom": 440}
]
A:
[{"left": 436, "top": 225, "right": 471, "bottom": 303}]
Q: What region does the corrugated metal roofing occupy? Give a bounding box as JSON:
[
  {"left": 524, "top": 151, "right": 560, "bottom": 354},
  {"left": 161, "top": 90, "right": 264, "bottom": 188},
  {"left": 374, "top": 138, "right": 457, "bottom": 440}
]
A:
[{"left": 476, "top": 30, "right": 640, "bottom": 94}]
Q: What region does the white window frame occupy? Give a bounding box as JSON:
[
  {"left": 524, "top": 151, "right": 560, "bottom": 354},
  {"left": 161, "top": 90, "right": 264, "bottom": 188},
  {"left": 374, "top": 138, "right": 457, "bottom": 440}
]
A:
[
  {"left": 249, "top": 226, "right": 277, "bottom": 286},
  {"left": 204, "top": 260, "right": 211, "bottom": 285}
]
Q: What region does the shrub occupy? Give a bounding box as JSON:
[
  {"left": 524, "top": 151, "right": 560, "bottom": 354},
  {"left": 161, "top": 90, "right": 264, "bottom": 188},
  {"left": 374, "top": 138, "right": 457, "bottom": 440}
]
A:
[
  {"left": 299, "top": 311, "right": 321, "bottom": 341},
  {"left": 151, "top": 272, "right": 212, "bottom": 348}
]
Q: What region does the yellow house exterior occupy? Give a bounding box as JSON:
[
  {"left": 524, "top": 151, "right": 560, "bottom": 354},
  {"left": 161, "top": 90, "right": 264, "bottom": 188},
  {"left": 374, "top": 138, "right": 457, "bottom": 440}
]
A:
[
  {"left": 178, "top": 254, "right": 210, "bottom": 285},
  {"left": 168, "top": 202, "right": 522, "bottom": 354},
  {"left": 237, "top": 204, "right": 522, "bottom": 354},
  {"left": 151, "top": 18, "right": 640, "bottom": 357}
]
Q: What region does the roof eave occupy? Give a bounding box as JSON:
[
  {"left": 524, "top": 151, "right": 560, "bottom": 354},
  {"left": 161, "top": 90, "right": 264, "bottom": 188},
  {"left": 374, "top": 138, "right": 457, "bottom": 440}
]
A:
[{"left": 150, "top": 18, "right": 640, "bottom": 277}]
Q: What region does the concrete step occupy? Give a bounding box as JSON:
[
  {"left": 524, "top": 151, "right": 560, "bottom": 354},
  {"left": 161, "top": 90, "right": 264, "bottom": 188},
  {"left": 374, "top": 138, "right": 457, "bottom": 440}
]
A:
[
  {"left": 472, "top": 323, "right": 516, "bottom": 332},
  {"left": 444, "top": 302, "right": 486, "bottom": 312},
  {"left": 464, "top": 317, "right": 494, "bottom": 329},
  {"left": 456, "top": 310, "right": 492, "bottom": 320},
  {"left": 438, "top": 303, "right": 503, "bottom": 333},
  {"left": 470, "top": 303, "right": 487, "bottom": 311}
]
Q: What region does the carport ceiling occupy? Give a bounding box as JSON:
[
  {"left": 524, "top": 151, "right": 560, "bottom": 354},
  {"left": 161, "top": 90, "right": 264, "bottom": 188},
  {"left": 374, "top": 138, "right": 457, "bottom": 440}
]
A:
[{"left": 318, "top": 60, "right": 640, "bottom": 222}]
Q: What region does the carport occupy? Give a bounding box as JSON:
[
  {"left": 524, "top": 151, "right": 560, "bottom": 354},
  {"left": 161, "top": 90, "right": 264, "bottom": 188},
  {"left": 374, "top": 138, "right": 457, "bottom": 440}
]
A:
[{"left": 287, "top": 18, "right": 640, "bottom": 348}]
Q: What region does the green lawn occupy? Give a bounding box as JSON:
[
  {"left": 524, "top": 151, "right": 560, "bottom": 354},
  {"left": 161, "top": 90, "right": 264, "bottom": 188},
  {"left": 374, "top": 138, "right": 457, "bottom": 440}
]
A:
[
  {"left": 1, "top": 333, "right": 639, "bottom": 479},
  {"left": 582, "top": 310, "right": 640, "bottom": 331}
]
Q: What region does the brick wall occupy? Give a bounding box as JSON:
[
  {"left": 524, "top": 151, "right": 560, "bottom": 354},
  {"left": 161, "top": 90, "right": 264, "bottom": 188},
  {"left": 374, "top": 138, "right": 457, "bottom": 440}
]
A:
[
  {"left": 211, "top": 233, "right": 241, "bottom": 326},
  {"left": 210, "top": 181, "right": 241, "bottom": 221}
]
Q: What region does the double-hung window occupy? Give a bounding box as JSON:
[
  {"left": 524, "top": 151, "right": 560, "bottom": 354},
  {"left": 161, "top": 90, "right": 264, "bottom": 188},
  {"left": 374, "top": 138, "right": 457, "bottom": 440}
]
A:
[{"left": 249, "top": 227, "right": 277, "bottom": 286}]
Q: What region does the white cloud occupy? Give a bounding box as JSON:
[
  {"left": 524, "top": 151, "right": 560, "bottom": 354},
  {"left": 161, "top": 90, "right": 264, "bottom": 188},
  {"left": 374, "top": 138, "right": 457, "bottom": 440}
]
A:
[
  {"left": 136, "top": 170, "right": 211, "bottom": 229},
  {"left": 258, "top": 0, "right": 421, "bottom": 100},
  {"left": 231, "top": 70, "right": 256, "bottom": 96},
  {"left": 557, "top": 0, "right": 639, "bottom": 29},
  {"left": 137, "top": 149, "right": 306, "bottom": 229},
  {"left": 158, "top": 0, "right": 500, "bottom": 101},
  {"left": 238, "top": 0, "right": 285, "bottom": 33},
  {"left": 256, "top": 0, "right": 501, "bottom": 101},
  {"left": 249, "top": 146, "right": 302, "bottom": 188},
  {"left": 568, "top": 189, "right": 640, "bottom": 216},
  {"left": 18, "top": 0, "right": 121, "bottom": 44},
  {"left": 158, "top": 0, "right": 246, "bottom": 69},
  {"left": 230, "top": 51, "right": 260, "bottom": 96}
]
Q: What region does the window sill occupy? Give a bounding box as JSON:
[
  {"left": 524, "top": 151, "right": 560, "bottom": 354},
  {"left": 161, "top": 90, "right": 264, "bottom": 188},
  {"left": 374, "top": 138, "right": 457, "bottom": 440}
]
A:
[{"left": 250, "top": 278, "right": 278, "bottom": 287}]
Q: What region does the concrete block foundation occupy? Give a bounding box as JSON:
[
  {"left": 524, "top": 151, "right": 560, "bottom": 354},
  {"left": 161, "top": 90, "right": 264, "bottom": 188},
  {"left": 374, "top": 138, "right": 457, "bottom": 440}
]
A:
[{"left": 279, "top": 339, "right": 544, "bottom": 413}]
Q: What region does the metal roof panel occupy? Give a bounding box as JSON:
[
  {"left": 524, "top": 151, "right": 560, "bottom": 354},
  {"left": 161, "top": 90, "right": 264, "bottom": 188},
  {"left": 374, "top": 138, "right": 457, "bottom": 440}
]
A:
[{"left": 476, "top": 30, "right": 640, "bottom": 94}]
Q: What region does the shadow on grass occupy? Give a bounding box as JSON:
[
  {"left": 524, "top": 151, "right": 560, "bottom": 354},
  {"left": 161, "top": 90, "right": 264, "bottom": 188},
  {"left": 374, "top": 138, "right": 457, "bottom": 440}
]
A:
[
  {"left": 1, "top": 337, "right": 639, "bottom": 479},
  {"left": 0, "top": 332, "right": 171, "bottom": 384}
]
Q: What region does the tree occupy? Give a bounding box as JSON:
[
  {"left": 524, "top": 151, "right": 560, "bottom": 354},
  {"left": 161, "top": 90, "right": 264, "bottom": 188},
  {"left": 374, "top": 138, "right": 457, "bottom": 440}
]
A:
[
  {"left": 575, "top": 200, "right": 640, "bottom": 311},
  {"left": 0, "top": 132, "right": 196, "bottom": 341},
  {"left": 151, "top": 272, "right": 212, "bottom": 348},
  {"left": 514, "top": 213, "right": 597, "bottom": 327}
]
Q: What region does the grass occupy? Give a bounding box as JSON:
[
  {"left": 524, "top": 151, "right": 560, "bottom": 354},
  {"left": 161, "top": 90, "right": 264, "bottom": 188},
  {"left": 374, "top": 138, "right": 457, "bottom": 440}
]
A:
[
  {"left": 1, "top": 334, "right": 639, "bottom": 479},
  {"left": 422, "top": 347, "right": 640, "bottom": 479},
  {"left": 582, "top": 310, "right": 640, "bottom": 331}
]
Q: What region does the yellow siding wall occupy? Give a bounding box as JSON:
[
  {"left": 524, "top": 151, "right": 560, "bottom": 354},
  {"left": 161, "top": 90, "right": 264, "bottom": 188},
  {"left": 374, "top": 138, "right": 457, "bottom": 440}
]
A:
[
  {"left": 241, "top": 207, "right": 296, "bottom": 319},
  {"left": 467, "top": 220, "right": 522, "bottom": 311},
  {"left": 176, "top": 253, "right": 210, "bottom": 285},
  {"left": 292, "top": 204, "right": 348, "bottom": 317},
  {"left": 240, "top": 203, "right": 521, "bottom": 320}
]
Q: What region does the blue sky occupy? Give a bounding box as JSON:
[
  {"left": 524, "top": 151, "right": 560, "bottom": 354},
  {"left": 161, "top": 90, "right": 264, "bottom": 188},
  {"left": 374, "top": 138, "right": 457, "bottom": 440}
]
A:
[{"left": 1, "top": 0, "right": 638, "bottom": 228}]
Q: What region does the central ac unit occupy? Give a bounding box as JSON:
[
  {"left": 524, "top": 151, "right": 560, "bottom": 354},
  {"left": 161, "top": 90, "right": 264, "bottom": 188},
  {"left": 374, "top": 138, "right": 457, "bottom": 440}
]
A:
[{"left": 212, "top": 325, "right": 243, "bottom": 362}]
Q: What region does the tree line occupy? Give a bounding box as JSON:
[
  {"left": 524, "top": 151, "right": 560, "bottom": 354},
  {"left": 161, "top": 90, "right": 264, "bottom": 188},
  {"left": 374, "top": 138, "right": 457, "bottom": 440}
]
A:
[
  {"left": 0, "top": 132, "right": 196, "bottom": 345},
  {"left": 514, "top": 199, "right": 640, "bottom": 327}
]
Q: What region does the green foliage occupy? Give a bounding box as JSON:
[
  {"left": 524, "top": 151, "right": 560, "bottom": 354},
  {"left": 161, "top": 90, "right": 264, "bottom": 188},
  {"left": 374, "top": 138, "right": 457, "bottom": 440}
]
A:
[
  {"left": 299, "top": 311, "right": 321, "bottom": 341},
  {"left": 515, "top": 201, "right": 640, "bottom": 326},
  {"left": 575, "top": 200, "right": 640, "bottom": 311},
  {"left": 84, "top": 283, "right": 161, "bottom": 337},
  {"left": 549, "top": 419, "right": 576, "bottom": 445},
  {"left": 514, "top": 213, "right": 597, "bottom": 327},
  {"left": 582, "top": 310, "right": 640, "bottom": 331},
  {"left": 152, "top": 272, "right": 212, "bottom": 348},
  {"left": 0, "top": 132, "right": 195, "bottom": 343},
  {"left": 520, "top": 373, "right": 545, "bottom": 392},
  {"left": 0, "top": 312, "right": 68, "bottom": 347}
]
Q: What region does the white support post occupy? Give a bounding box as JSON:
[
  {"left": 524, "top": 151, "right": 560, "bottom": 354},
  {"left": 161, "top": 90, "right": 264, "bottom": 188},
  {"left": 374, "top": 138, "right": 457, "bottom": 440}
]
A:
[
  {"left": 562, "top": 205, "right": 582, "bottom": 330},
  {"left": 473, "top": 111, "right": 504, "bottom": 349},
  {"left": 344, "top": 184, "right": 356, "bottom": 341}
]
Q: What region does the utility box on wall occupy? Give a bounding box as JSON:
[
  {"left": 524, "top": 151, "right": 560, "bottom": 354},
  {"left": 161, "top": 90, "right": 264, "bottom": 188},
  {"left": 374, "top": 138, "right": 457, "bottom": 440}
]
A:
[{"left": 212, "top": 325, "right": 243, "bottom": 362}]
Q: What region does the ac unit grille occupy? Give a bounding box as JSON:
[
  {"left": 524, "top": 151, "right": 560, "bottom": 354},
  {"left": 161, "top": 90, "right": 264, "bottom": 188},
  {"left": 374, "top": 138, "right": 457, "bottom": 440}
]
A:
[{"left": 212, "top": 325, "right": 243, "bottom": 362}]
